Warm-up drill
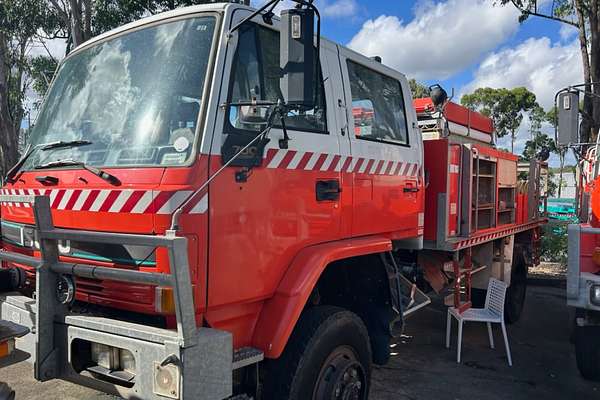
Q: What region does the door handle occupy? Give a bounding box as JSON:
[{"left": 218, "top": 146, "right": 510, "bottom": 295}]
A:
[
  {"left": 316, "top": 180, "right": 341, "bottom": 201},
  {"left": 403, "top": 187, "right": 420, "bottom": 193}
]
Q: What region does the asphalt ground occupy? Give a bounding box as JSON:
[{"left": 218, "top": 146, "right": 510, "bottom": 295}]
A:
[{"left": 1, "top": 285, "right": 597, "bottom": 400}]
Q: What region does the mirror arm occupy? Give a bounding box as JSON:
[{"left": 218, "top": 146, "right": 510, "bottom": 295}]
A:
[{"left": 277, "top": 105, "right": 291, "bottom": 149}]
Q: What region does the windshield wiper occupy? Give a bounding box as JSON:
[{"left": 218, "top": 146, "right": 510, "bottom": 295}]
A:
[
  {"left": 40, "top": 140, "right": 93, "bottom": 151},
  {"left": 5, "top": 140, "right": 93, "bottom": 183},
  {"left": 34, "top": 159, "right": 120, "bottom": 186}
]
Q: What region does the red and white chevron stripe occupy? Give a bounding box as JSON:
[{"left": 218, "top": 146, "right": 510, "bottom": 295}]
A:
[
  {"left": 264, "top": 149, "right": 421, "bottom": 177},
  {"left": 0, "top": 189, "right": 208, "bottom": 215},
  {"left": 452, "top": 221, "right": 543, "bottom": 250}
]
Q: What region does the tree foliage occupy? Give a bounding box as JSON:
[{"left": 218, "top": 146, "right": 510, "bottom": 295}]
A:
[
  {"left": 460, "top": 87, "right": 538, "bottom": 152},
  {"left": 0, "top": 0, "right": 54, "bottom": 176},
  {"left": 409, "top": 78, "right": 429, "bottom": 99}
]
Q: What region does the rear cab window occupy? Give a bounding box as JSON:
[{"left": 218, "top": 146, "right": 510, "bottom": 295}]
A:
[{"left": 346, "top": 60, "right": 409, "bottom": 146}]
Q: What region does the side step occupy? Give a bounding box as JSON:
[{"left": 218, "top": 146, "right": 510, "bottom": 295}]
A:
[{"left": 233, "top": 347, "right": 264, "bottom": 370}]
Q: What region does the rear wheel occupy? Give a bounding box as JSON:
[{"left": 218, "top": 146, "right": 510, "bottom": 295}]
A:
[
  {"left": 574, "top": 325, "right": 600, "bottom": 381},
  {"left": 504, "top": 248, "right": 528, "bottom": 324},
  {"left": 262, "top": 306, "right": 372, "bottom": 400}
]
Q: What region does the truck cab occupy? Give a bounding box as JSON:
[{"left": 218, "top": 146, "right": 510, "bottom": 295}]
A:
[{"left": 0, "top": 3, "right": 424, "bottom": 399}]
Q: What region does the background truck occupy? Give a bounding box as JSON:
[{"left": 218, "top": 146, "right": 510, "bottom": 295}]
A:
[
  {"left": 557, "top": 87, "right": 600, "bottom": 381},
  {"left": 0, "top": 1, "right": 546, "bottom": 399}
]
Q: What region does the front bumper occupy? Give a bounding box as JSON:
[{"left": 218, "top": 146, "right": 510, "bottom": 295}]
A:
[{"left": 0, "top": 293, "right": 232, "bottom": 400}]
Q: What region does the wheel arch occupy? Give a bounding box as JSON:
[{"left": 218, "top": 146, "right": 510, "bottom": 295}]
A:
[{"left": 252, "top": 236, "right": 392, "bottom": 359}]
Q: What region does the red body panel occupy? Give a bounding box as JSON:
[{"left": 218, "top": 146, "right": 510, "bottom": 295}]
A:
[
  {"left": 423, "top": 139, "right": 449, "bottom": 241},
  {"left": 448, "top": 144, "right": 461, "bottom": 237},
  {"left": 252, "top": 236, "right": 392, "bottom": 358}
]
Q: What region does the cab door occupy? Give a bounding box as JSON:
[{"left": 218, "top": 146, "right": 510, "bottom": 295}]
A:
[
  {"left": 338, "top": 47, "right": 424, "bottom": 240},
  {"left": 204, "top": 12, "right": 346, "bottom": 341}
]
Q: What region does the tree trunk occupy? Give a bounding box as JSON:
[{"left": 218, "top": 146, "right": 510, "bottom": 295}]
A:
[
  {"left": 511, "top": 131, "right": 515, "bottom": 153},
  {"left": 558, "top": 151, "right": 565, "bottom": 198},
  {"left": 576, "top": 1, "right": 593, "bottom": 144},
  {"left": 69, "top": 0, "right": 85, "bottom": 47},
  {"left": 590, "top": 2, "right": 600, "bottom": 144},
  {"left": 0, "top": 33, "right": 20, "bottom": 177}
]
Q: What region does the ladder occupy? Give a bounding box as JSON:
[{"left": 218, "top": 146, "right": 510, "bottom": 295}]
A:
[{"left": 444, "top": 249, "right": 486, "bottom": 313}]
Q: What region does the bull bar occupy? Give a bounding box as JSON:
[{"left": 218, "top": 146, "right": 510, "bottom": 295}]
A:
[{"left": 0, "top": 195, "right": 233, "bottom": 400}]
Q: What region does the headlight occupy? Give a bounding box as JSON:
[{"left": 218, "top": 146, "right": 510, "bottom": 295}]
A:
[
  {"left": 56, "top": 275, "right": 75, "bottom": 305},
  {"left": 90, "top": 342, "right": 136, "bottom": 373},
  {"left": 91, "top": 343, "right": 120, "bottom": 370},
  {"left": 590, "top": 284, "right": 600, "bottom": 307}
]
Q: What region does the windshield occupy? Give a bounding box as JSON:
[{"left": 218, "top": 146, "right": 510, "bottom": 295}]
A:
[{"left": 24, "top": 15, "right": 217, "bottom": 170}]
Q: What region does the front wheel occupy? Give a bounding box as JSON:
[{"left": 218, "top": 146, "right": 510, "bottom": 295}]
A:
[
  {"left": 574, "top": 325, "right": 600, "bottom": 381},
  {"left": 262, "top": 306, "right": 372, "bottom": 400}
]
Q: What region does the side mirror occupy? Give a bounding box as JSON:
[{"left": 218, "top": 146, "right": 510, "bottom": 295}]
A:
[
  {"left": 280, "top": 7, "right": 316, "bottom": 109},
  {"left": 557, "top": 91, "right": 579, "bottom": 146}
]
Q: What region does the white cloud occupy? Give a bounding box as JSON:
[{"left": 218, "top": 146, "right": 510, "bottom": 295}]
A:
[
  {"left": 464, "top": 37, "right": 582, "bottom": 167},
  {"left": 462, "top": 37, "right": 582, "bottom": 109},
  {"left": 28, "top": 36, "right": 67, "bottom": 61},
  {"left": 559, "top": 24, "right": 578, "bottom": 42},
  {"left": 319, "top": 0, "right": 358, "bottom": 18},
  {"left": 347, "top": 0, "right": 520, "bottom": 80}
]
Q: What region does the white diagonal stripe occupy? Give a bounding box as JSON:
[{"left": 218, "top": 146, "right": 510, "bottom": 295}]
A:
[
  {"left": 287, "top": 151, "right": 304, "bottom": 170},
  {"left": 57, "top": 189, "right": 73, "bottom": 210},
  {"left": 11, "top": 190, "right": 19, "bottom": 207},
  {"left": 304, "top": 152, "right": 321, "bottom": 170},
  {"left": 387, "top": 161, "right": 397, "bottom": 175},
  {"left": 157, "top": 191, "right": 192, "bottom": 214},
  {"left": 131, "top": 191, "right": 156, "bottom": 214},
  {"left": 189, "top": 194, "right": 208, "bottom": 214},
  {"left": 90, "top": 190, "right": 110, "bottom": 212},
  {"left": 369, "top": 159, "right": 380, "bottom": 175},
  {"left": 49, "top": 189, "right": 59, "bottom": 205},
  {"left": 359, "top": 159, "right": 370, "bottom": 174},
  {"left": 267, "top": 149, "right": 287, "bottom": 169},
  {"left": 320, "top": 154, "right": 335, "bottom": 171},
  {"left": 334, "top": 156, "right": 347, "bottom": 172},
  {"left": 346, "top": 157, "right": 358, "bottom": 173},
  {"left": 109, "top": 190, "right": 133, "bottom": 213},
  {"left": 73, "top": 190, "right": 90, "bottom": 211}
]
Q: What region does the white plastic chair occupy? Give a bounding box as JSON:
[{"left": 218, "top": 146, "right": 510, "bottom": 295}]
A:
[{"left": 446, "top": 278, "right": 513, "bottom": 366}]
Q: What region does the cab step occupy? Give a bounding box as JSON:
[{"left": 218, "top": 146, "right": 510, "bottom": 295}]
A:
[{"left": 233, "top": 347, "right": 264, "bottom": 370}]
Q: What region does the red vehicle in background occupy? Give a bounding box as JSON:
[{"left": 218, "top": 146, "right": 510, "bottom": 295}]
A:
[
  {"left": 0, "top": 2, "right": 546, "bottom": 399},
  {"left": 558, "top": 88, "right": 600, "bottom": 381}
]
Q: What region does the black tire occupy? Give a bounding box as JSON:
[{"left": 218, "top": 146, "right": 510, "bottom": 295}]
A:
[
  {"left": 505, "top": 248, "right": 528, "bottom": 324},
  {"left": 574, "top": 325, "right": 600, "bottom": 381},
  {"left": 471, "top": 288, "right": 486, "bottom": 308},
  {"left": 0, "top": 383, "right": 15, "bottom": 400},
  {"left": 262, "top": 306, "right": 372, "bottom": 400}
]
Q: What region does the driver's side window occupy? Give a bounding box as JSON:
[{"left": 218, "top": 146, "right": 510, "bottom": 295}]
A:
[{"left": 226, "top": 23, "right": 327, "bottom": 134}]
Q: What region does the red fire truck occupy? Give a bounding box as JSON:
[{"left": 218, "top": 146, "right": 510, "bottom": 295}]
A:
[
  {"left": 0, "top": 1, "right": 546, "bottom": 399},
  {"left": 558, "top": 87, "right": 600, "bottom": 381}
]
